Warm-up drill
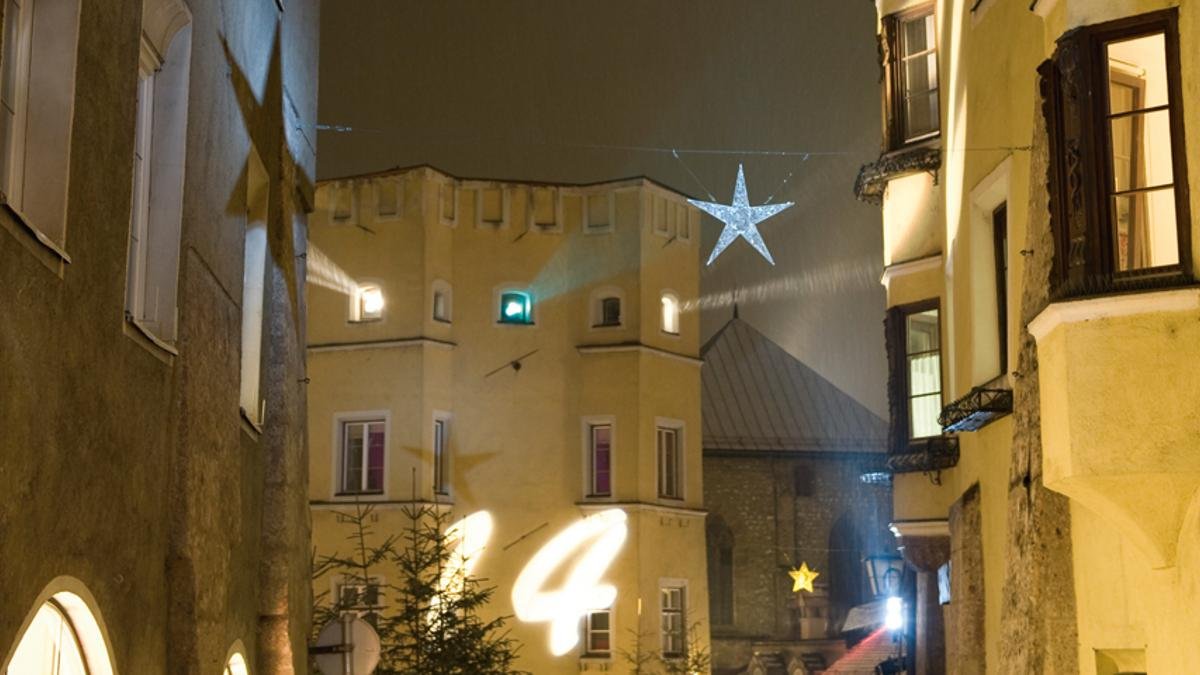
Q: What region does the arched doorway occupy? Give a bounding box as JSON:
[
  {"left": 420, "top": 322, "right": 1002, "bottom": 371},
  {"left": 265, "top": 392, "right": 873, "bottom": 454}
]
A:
[{"left": 5, "top": 580, "right": 115, "bottom": 675}]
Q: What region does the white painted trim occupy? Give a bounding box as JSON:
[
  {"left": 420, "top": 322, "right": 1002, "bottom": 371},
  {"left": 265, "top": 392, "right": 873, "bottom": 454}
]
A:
[
  {"left": 880, "top": 254, "right": 943, "bottom": 288},
  {"left": 330, "top": 411, "right": 392, "bottom": 501},
  {"left": 432, "top": 410, "right": 452, "bottom": 499},
  {"left": 308, "top": 337, "right": 456, "bottom": 353},
  {"left": 576, "top": 343, "right": 702, "bottom": 366},
  {"left": 1, "top": 577, "right": 119, "bottom": 675},
  {"left": 1028, "top": 288, "right": 1200, "bottom": 342},
  {"left": 889, "top": 519, "right": 950, "bottom": 539},
  {"left": 654, "top": 418, "right": 686, "bottom": 503}
]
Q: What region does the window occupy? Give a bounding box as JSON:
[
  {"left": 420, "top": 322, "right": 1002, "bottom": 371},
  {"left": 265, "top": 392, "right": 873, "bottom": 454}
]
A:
[
  {"left": 882, "top": 4, "right": 939, "bottom": 149},
  {"left": 498, "top": 290, "right": 533, "bottom": 325},
  {"left": 339, "top": 420, "right": 385, "bottom": 495},
  {"left": 224, "top": 652, "right": 249, "bottom": 675},
  {"left": 352, "top": 284, "right": 384, "bottom": 322},
  {"left": 586, "top": 192, "right": 613, "bottom": 232},
  {"left": 239, "top": 148, "right": 269, "bottom": 427},
  {"left": 707, "top": 516, "right": 734, "bottom": 627},
  {"left": 7, "top": 591, "right": 114, "bottom": 675},
  {"left": 992, "top": 204, "right": 1008, "bottom": 375},
  {"left": 530, "top": 186, "right": 557, "bottom": 230},
  {"left": 0, "top": 0, "right": 82, "bottom": 246},
  {"left": 677, "top": 203, "right": 693, "bottom": 241},
  {"left": 661, "top": 292, "right": 680, "bottom": 335},
  {"left": 885, "top": 300, "right": 942, "bottom": 446},
  {"left": 652, "top": 195, "right": 669, "bottom": 236},
  {"left": 588, "top": 423, "right": 612, "bottom": 497},
  {"left": 336, "top": 577, "right": 384, "bottom": 627},
  {"left": 332, "top": 181, "right": 355, "bottom": 222},
  {"left": 660, "top": 585, "right": 686, "bottom": 658},
  {"left": 433, "top": 416, "right": 449, "bottom": 495},
  {"left": 1041, "top": 9, "right": 1191, "bottom": 296},
  {"left": 376, "top": 177, "right": 400, "bottom": 219},
  {"left": 599, "top": 297, "right": 621, "bottom": 326},
  {"left": 657, "top": 425, "right": 681, "bottom": 499},
  {"left": 439, "top": 182, "right": 457, "bottom": 225},
  {"left": 585, "top": 609, "right": 612, "bottom": 656},
  {"left": 432, "top": 280, "right": 452, "bottom": 323},
  {"left": 477, "top": 186, "right": 507, "bottom": 227}
]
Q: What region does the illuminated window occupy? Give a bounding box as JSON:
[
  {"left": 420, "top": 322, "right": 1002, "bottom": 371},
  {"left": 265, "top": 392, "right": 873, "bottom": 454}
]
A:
[
  {"left": 224, "top": 652, "right": 249, "bottom": 675},
  {"left": 657, "top": 425, "right": 681, "bottom": 499},
  {"left": 660, "top": 586, "right": 686, "bottom": 658},
  {"left": 585, "top": 609, "right": 611, "bottom": 656},
  {"left": 354, "top": 285, "right": 384, "bottom": 322},
  {"left": 339, "top": 420, "right": 385, "bottom": 495},
  {"left": 588, "top": 424, "right": 612, "bottom": 497},
  {"left": 885, "top": 300, "right": 942, "bottom": 446},
  {"left": 0, "top": 0, "right": 82, "bottom": 246},
  {"left": 7, "top": 592, "right": 113, "bottom": 675},
  {"left": 433, "top": 417, "right": 449, "bottom": 495},
  {"left": 336, "top": 577, "right": 384, "bottom": 628},
  {"left": 1041, "top": 10, "right": 1190, "bottom": 295},
  {"left": 240, "top": 148, "right": 269, "bottom": 427},
  {"left": 661, "top": 292, "right": 679, "bottom": 335},
  {"left": 126, "top": 6, "right": 192, "bottom": 345},
  {"left": 881, "top": 4, "right": 939, "bottom": 149},
  {"left": 498, "top": 290, "right": 533, "bottom": 325}
]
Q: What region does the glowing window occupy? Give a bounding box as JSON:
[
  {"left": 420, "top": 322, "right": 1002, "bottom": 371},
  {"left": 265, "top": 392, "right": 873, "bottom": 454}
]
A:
[
  {"left": 660, "top": 293, "right": 679, "bottom": 335},
  {"left": 660, "top": 586, "right": 686, "bottom": 657},
  {"left": 588, "top": 424, "right": 612, "bottom": 497},
  {"left": 905, "top": 306, "right": 942, "bottom": 439},
  {"left": 339, "top": 420, "right": 384, "bottom": 495},
  {"left": 7, "top": 593, "right": 113, "bottom": 675},
  {"left": 585, "top": 609, "right": 611, "bottom": 656},
  {"left": 224, "top": 652, "right": 249, "bottom": 675},
  {"left": 897, "top": 7, "right": 939, "bottom": 143},
  {"left": 499, "top": 291, "right": 533, "bottom": 325},
  {"left": 239, "top": 148, "right": 269, "bottom": 427},
  {"left": 354, "top": 285, "right": 384, "bottom": 322}
]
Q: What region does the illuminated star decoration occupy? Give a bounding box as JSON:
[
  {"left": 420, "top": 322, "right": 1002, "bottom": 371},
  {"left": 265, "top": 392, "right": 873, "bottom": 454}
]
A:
[
  {"left": 688, "top": 164, "right": 793, "bottom": 266},
  {"left": 789, "top": 562, "right": 820, "bottom": 593}
]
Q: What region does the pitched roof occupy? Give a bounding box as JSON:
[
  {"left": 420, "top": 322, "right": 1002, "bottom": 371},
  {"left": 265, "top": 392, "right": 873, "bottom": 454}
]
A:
[{"left": 701, "top": 318, "right": 886, "bottom": 454}]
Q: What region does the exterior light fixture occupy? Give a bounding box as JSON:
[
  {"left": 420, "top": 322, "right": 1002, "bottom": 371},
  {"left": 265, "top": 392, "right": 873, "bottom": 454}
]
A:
[
  {"left": 885, "top": 596, "right": 904, "bottom": 632},
  {"left": 864, "top": 554, "right": 905, "bottom": 599},
  {"left": 499, "top": 291, "right": 533, "bottom": 325}
]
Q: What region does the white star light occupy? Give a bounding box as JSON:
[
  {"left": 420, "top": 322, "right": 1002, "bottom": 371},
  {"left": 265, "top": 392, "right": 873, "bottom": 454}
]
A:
[{"left": 689, "top": 164, "right": 793, "bottom": 266}]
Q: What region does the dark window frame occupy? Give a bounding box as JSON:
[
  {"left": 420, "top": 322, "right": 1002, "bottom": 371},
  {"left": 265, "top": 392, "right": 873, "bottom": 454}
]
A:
[
  {"left": 881, "top": 3, "right": 941, "bottom": 151},
  {"left": 1041, "top": 8, "right": 1192, "bottom": 298},
  {"left": 884, "top": 298, "right": 943, "bottom": 454},
  {"left": 992, "top": 203, "right": 1008, "bottom": 376}
]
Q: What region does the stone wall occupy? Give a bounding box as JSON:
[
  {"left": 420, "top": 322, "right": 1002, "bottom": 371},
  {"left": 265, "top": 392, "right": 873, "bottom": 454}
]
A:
[
  {"left": 0, "top": 1, "right": 318, "bottom": 673},
  {"left": 704, "top": 451, "right": 893, "bottom": 672},
  {"left": 948, "top": 483, "right": 985, "bottom": 675}
]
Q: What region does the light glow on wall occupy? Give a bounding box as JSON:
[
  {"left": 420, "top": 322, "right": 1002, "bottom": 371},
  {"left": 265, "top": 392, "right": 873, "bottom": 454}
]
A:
[
  {"left": 885, "top": 596, "right": 904, "bottom": 632},
  {"left": 512, "top": 508, "right": 628, "bottom": 656},
  {"left": 437, "top": 510, "right": 494, "bottom": 602}
]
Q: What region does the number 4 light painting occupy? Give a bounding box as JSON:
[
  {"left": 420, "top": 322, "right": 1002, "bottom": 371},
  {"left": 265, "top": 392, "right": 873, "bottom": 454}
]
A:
[{"left": 689, "top": 163, "right": 793, "bottom": 266}]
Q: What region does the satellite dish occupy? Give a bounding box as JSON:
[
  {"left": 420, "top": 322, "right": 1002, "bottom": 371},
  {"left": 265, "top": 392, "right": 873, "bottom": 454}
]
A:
[{"left": 312, "top": 615, "right": 381, "bottom": 675}]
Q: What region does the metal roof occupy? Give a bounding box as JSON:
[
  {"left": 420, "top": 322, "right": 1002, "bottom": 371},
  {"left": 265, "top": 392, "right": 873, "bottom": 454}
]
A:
[{"left": 701, "top": 318, "right": 887, "bottom": 454}]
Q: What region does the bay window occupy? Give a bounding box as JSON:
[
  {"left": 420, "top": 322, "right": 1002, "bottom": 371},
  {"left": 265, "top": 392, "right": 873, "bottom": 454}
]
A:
[
  {"left": 884, "top": 300, "right": 943, "bottom": 451},
  {"left": 881, "top": 4, "right": 939, "bottom": 149}
]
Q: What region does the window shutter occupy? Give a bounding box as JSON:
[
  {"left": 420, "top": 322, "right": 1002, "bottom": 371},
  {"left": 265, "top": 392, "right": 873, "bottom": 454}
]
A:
[{"left": 883, "top": 305, "right": 908, "bottom": 453}]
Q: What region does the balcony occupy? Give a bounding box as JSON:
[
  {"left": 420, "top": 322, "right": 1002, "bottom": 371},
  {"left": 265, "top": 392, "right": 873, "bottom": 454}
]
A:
[{"left": 1029, "top": 288, "right": 1200, "bottom": 568}]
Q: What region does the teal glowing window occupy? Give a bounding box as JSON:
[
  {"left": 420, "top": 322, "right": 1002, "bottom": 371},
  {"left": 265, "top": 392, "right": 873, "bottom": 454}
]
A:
[{"left": 499, "top": 291, "right": 533, "bottom": 324}]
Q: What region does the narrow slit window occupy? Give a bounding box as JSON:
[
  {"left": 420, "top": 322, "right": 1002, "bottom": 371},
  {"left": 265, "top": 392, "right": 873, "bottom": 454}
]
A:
[{"left": 589, "top": 424, "right": 612, "bottom": 497}]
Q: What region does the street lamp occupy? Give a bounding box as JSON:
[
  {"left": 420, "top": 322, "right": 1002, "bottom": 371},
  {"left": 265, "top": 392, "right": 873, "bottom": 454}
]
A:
[{"left": 864, "top": 555, "right": 904, "bottom": 598}]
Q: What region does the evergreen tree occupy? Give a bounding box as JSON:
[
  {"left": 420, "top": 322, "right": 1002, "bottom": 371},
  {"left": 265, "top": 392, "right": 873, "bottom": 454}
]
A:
[{"left": 313, "top": 501, "right": 525, "bottom": 675}]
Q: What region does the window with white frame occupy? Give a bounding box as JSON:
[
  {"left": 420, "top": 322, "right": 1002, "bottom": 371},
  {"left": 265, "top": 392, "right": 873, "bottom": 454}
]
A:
[
  {"left": 661, "top": 292, "right": 680, "bottom": 335},
  {"left": 6, "top": 594, "right": 114, "bottom": 675},
  {"left": 439, "top": 181, "right": 457, "bottom": 225},
  {"left": 351, "top": 284, "right": 384, "bottom": 322},
  {"left": 585, "top": 609, "right": 612, "bottom": 656},
  {"left": 657, "top": 425, "right": 682, "bottom": 499},
  {"left": 336, "top": 576, "right": 384, "bottom": 627},
  {"left": 432, "top": 279, "right": 452, "bottom": 323},
  {"left": 375, "top": 177, "right": 401, "bottom": 219},
  {"left": 433, "top": 416, "right": 449, "bottom": 495},
  {"left": 0, "top": 0, "right": 82, "bottom": 246},
  {"left": 530, "top": 186, "right": 557, "bottom": 230},
  {"left": 239, "top": 148, "right": 269, "bottom": 426},
  {"left": 660, "top": 585, "right": 686, "bottom": 658},
  {"left": 588, "top": 423, "right": 612, "bottom": 497},
  {"left": 125, "top": 1, "right": 192, "bottom": 345},
  {"left": 339, "top": 419, "right": 385, "bottom": 495}
]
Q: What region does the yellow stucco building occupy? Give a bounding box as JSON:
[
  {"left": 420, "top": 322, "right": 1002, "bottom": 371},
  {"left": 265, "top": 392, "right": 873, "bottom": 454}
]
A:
[
  {"left": 858, "top": 0, "right": 1200, "bottom": 673},
  {"left": 306, "top": 166, "right": 710, "bottom": 673}
]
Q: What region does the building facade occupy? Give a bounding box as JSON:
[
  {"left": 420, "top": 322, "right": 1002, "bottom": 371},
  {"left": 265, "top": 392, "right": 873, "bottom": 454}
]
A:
[
  {"left": 701, "top": 317, "right": 894, "bottom": 675},
  {"left": 0, "top": 0, "right": 318, "bottom": 674},
  {"left": 858, "top": 0, "right": 1200, "bottom": 673},
  {"left": 306, "top": 166, "right": 709, "bottom": 674}
]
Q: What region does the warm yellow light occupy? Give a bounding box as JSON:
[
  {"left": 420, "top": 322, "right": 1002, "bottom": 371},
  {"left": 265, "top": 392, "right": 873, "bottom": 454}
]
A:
[
  {"left": 437, "top": 511, "right": 493, "bottom": 601},
  {"left": 512, "top": 509, "right": 628, "bottom": 656},
  {"left": 359, "top": 286, "right": 384, "bottom": 317},
  {"left": 788, "top": 562, "right": 819, "bottom": 593}
]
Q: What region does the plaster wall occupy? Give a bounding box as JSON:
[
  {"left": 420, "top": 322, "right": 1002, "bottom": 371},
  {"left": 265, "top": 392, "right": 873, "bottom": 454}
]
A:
[{"left": 0, "top": 0, "right": 318, "bottom": 673}]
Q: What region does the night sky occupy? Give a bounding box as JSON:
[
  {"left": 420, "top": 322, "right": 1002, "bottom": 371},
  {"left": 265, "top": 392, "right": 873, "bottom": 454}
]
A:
[{"left": 317, "top": 0, "right": 886, "bottom": 416}]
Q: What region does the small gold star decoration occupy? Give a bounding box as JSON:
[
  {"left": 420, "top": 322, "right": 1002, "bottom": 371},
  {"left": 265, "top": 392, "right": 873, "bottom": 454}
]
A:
[{"left": 789, "top": 562, "right": 820, "bottom": 593}]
